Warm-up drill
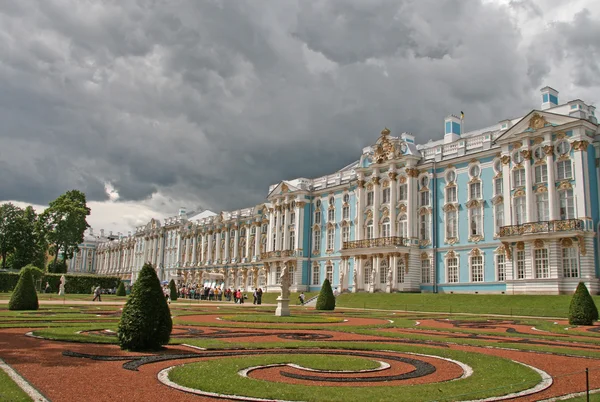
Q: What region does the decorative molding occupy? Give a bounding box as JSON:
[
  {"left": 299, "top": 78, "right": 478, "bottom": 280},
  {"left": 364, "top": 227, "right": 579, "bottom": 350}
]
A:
[
  {"left": 533, "top": 137, "right": 544, "bottom": 145},
  {"left": 520, "top": 150, "right": 532, "bottom": 160},
  {"left": 543, "top": 145, "right": 554, "bottom": 155},
  {"left": 468, "top": 234, "right": 484, "bottom": 243},
  {"left": 533, "top": 239, "right": 545, "bottom": 249},
  {"left": 446, "top": 237, "right": 458, "bottom": 245},
  {"left": 443, "top": 203, "right": 457, "bottom": 212},
  {"left": 419, "top": 239, "right": 431, "bottom": 247},
  {"left": 558, "top": 181, "right": 573, "bottom": 190},
  {"left": 357, "top": 180, "right": 365, "bottom": 188},
  {"left": 406, "top": 168, "right": 419, "bottom": 178},
  {"left": 398, "top": 175, "right": 407, "bottom": 184},
  {"left": 492, "top": 195, "right": 504, "bottom": 205},
  {"left": 514, "top": 189, "right": 526, "bottom": 198},
  {"left": 466, "top": 199, "right": 481, "bottom": 209},
  {"left": 576, "top": 235, "right": 587, "bottom": 255},
  {"left": 388, "top": 172, "right": 398, "bottom": 181},
  {"left": 528, "top": 113, "right": 548, "bottom": 130},
  {"left": 561, "top": 238, "right": 573, "bottom": 248},
  {"left": 535, "top": 185, "right": 548, "bottom": 194},
  {"left": 501, "top": 155, "right": 511, "bottom": 165},
  {"left": 446, "top": 250, "right": 456, "bottom": 258},
  {"left": 372, "top": 176, "right": 380, "bottom": 185},
  {"left": 502, "top": 242, "right": 512, "bottom": 259},
  {"left": 572, "top": 140, "right": 589, "bottom": 152},
  {"left": 469, "top": 248, "right": 481, "bottom": 257},
  {"left": 555, "top": 131, "right": 566, "bottom": 140},
  {"left": 516, "top": 241, "right": 525, "bottom": 251},
  {"left": 512, "top": 141, "right": 523, "bottom": 150}
]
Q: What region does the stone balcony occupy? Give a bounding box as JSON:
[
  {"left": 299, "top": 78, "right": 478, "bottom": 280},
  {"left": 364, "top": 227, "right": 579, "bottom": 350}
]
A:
[
  {"left": 260, "top": 250, "right": 296, "bottom": 260},
  {"left": 499, "top": 219, "right": 584, "bottom": 239},
  {"left": 342, "top": 236, "right": 410, "bottom": 250}
]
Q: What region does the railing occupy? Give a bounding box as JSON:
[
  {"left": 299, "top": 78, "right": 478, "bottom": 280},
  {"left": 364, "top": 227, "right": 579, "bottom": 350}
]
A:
[
  {"left": 342, "top": 236, "right": 409, "bottom": 250},
  {"left": 499, "top": 219, "right": 584, "bottom": 237},
  {"left": 260, "top": 250, "right": 295, "bottom": 259}
]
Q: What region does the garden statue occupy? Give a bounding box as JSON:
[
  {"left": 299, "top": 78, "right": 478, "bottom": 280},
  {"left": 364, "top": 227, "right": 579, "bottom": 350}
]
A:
[
  {"left": 58, "top": 275, "right": 66, "bottom": 296},
  {"left": 275, "top": 265, "right": 290, "bottom": 317}
]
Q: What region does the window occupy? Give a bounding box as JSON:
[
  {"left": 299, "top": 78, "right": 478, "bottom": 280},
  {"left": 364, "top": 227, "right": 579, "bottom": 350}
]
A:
[
  {"left": 420, "top": 215, "right": 430, "bottom": 241},
  {"left": 469, "top": 182, "right": 481, "bottom": 199},
  {"left": 289, "top": 231, "right": 295, "bottom": 250},
  {"left": 397, "top": 258, "right": 405, "bottom": 283},
  {"left": 534, "top": 165, "right": 548, "bottom": 184},
  {"left": 262, "top": 224, "right": 268, "bottom": 234},
  {"left": 312, "top": 265, "right": 320, "bottom": 285},
  {"left": 420, "top": 176, "right": 429, "bottom": 188},
  {"left": 513, "top": 169, "right": 526, "bottom": 188},
  {"left": 366, "top": 220, "right": 374, "bottom": 239},
  {"left": 290, "top": 212, "right": 295, "bottom": 224},
  {"left": 536, "top": 193, "right": 549, "bottom": 221},
  {"left": 326, "top": 265, "right": 333, "bottom": 283},
  {"left": 514, "top": 196, "right": 527, "bottom": 224},
  {"left": 533, "top": 147, "right": 545, "bottom": 160},
  {"left": 316, "top": 199, "right": 321, "bottom": 208},
  {"left": 534, "top": 248, "right": 549, "bottom": 278},
  {"left": 471, "top": 255, "right": 483, "bottom": 282},
  {"left": 367, "top": 191, "right": 374, "bottom": 206},
  {"left": 556, "top": 160, "right": 572, "bottom": 180},
  {"left": 513, "top": 150, "right": 524, "bottom": 164},
  {"left": 327, "top": 229, "right": 334, "bottom": 250},
  {"left": 470, "top": 207, "right": 482, "bottom": 236},
  {"left": 421, "top": 259, "right": 431, "bottom": 283},
  {"left": 289, "top": 266, "right": 296, "bottom": 285},
  {"left": 447, "top": 257, "right": 458, "bottom": 283},
  {"left": 420, "top": 191, "right": 430, "bottom": 206},
  {"left": 342, "top": 205, "right": 349, "bottom": 220},
  {"left": 446, "top": 170, "right": 456, "bottom": 183},
  {"left": 382, "top": 218, "right": 391, "bottom": 237},
  {"left": 272, "top": 234, "right": 276, "bottom": 251},
  {"left": 275, "top": 266, "right": 282, "bottom": 285},
  {"left": 342, "top": 226, "right": 350, "bottom": 243},
  {"left": 469, "top": 165, "right": 480, "bottom": 178},
  {"left": 495, "top": 204, "right": 504, "bottom": 233},
  {"left": 315, "top": 211, "right": 321, "bottom": 224},
  {"left": 343, "top": 193, "right": 350, "bottom": 203},
  {"left": 446, "top": 210, "right": 458, "bottom": 239},
  {"left": 398, "top": 214, "right": 408, "bottom": 238},
  {"left": 328, "top": 208, "right": 335, "bottom": 222},
  {"left": 446, "top": 186, "right": 457, "bottom": 203},
  {"left": 380, "top": 259, "right": 388, "bottom": 284},
  {"left": 364, "top": 261, "right": 372, "bottom": 285},
  {"left": 516, "top": 250, "right": 525, "bottom": 279},
  {"left": 382, "top": 187, "right": 390, "bottom": 203},
  {"left": 558, "top": 190, "right": 576, "bottom": 221},
  {"left": 562, "top": 247, "right": 579, "bottom": 278},
  {"left": 494, "top": 159, "right": 503, "bottom": 173},
  {"left": 329, "top": 197, "right": 335, "bottom": 206},
  {"left": 494, "top": 178, "right": 503, "bottom": 195},
  {"left": 313, "top": 230, "right": 321, "bottom": 251},
  {"left": 496, "top": 254, "right": 505, "bottom": 281},
  {"left": 556, "top": 141, "right": 570, "bottom": 155},
  {"left": 399, "top": 184, "right": 407, "bottom": 201},
  {"left": 259, "top": 272, "right": 266, "bottom": 287}
]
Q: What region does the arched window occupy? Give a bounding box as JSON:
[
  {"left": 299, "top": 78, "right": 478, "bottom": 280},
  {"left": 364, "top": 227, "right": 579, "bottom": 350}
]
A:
[
  {"left": 289, "top": 231, "right": 295, "bottom": 250},
  {"left": 446, "top": 210, "right": 458, "bottom": 239},
  {"left": 470, "top": 207, "right": 482, "bottom": 236},
  {"left": 366, "top": 220, "right": 374, "bottom": 239},
  {"left": 396, "top": 257, "right": 405, "bottom": 283},
  {"left": 382, "top": 218, "right": 391, "bottom": 238},
  {"left": 398, "top": 214, "right": 408, "bottom": 238},
  {"left": 559, "top": 189, "right": 575, "bottom": 219},
  {"left": 313, "top": 229, "right": 321, "bottom": 252},
  {"left": 470, "top": 252, "right": 484, "bottom": 282},
  {"left": 327, "top": 228, "right": 334, "bottom": 250},
  {"left": 562, "top": 243, "right": 579, "bottom": 278},
  {"left": 312, "top": 264, "right": 320, "bottom": 285},
  {"left": 514, "top": 196, "right": 527, "bottom": 224},
  {"left": 364, "top": 259, "right": 372, "bottom": 285},
  {"left": 275, "top": 266, "right": 282, "bottom": 285},
  {"left": 380, "top": 258, "right": 388, "bottom": 284},
  {"left": 326, "top": 265, "right": 333, "bottom": 283}
]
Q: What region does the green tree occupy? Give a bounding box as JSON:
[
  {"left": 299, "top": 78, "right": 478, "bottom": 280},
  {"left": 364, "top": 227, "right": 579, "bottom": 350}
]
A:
[
  {"left": 316, "top": 278, "right": 336, "bottom": 311},
  {"left": 11, "top": 206, "right": 46, "bottom": 270},
  {"left": 9, "top": 267, "right": 39, "bottom": 311},
  {"left": 169, "top": 279, "right": 178, "bottom": 301},
  {"left": 117, "top": 263, "right": 172, "bottom": 351},
  {"left": 40, "top": 190, "right": 90, "bottom": 265},
  {"left": 569, "top": 282, "right": 599, "bottom": 325},
  {"left": 0, "top": 203, "right": 23, "bottom": 269},
  {"left": 116, "top": 282, "right": 126, "bottom": 296}
]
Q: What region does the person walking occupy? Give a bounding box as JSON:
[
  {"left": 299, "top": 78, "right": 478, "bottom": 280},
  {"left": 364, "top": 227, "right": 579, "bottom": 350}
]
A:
[
  {"left": 92, "top": 285, "right": 102, "bottom": 302},
  {"left": 299, "top": 292, "right": 305, "bottom": 306},
  {"left": 256, "top": 288, "right": 263, "bottom": 305}
]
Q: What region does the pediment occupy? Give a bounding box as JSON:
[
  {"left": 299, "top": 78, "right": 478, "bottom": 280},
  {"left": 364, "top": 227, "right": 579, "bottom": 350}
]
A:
[
  {"left": 495, "top": 110, "right": 580, "bottom": 143},
  {"left": 267, "top": 181, "right": 300, "bottom": 198}
]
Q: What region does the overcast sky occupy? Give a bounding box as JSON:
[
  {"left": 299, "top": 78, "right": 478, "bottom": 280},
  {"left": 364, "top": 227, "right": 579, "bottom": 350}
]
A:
[{"left": 1, "top": 0, "right": 599, "bottom": 234}]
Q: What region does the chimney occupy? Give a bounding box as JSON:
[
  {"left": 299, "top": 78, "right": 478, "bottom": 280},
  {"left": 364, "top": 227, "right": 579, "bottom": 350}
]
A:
[
  {"left": 400, "top": 132, "right": 415, "bottom": 143},
  {"left": 109, "top": 231, "right": 113, "bottom": 237},
  {"left": 178, "top": 207, "right": 186, "bottom": 217},
  {"left": 100, "top": 229, "right": 105, "bottom": 237},
  {"left": 540, "top": 86, "right": 558, "bottom": 110},
  {"left": 444, "top": 115, "right": 461, "bottom": 144},
  {"left": 89, "top": 228, "right": 94, "bottom": 236},
  {"left": 128, "top": 231, "right": 132, "bottom": 237},
  {"left": 499, "top": 119, "right": 512, "bottom": 131}
]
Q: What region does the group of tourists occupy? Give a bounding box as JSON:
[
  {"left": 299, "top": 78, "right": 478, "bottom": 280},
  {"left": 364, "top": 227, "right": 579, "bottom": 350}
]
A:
[{"left": 167, "top": 283, "right": 265, "bottom": 305}]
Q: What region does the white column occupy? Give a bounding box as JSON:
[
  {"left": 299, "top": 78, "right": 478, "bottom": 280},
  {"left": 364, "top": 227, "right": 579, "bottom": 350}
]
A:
[
  {"left": 573, "top": 142, "right": 589, "bottom": 218},
  {"left": 373, "top": 178, "right": 380, "bottom": 238},
  {"left": 283, "top": 204, "right": 290, "bottom": 250},
  {"left": 407, "top": 167, "right": 417, "bottom": 239},
  {"left": 389, "top": 172, "right": 397, "bottom": 236},
  {"left": 216, "top": 231, "right": 222, "bottom": 262},
  {"left": 391, "top": 254, "right": 397, "bottom": 289},
  {"left": 224, "top": 229, "right": 230, "bottom": 262},
  {"left": 192, "top": 234, "right": 198, "bottom": 265},
  {"left": 207, "top": 232, "right": 213, "bottom": 263},
  {"left": 276, "top": 206, "right": 282, "bottom": 250},
  {"left": 295, "top": 204, "right": 303, "bottom": 249},
  {"left": 254, "top": 224, "right": 261, "bottom": 259},
  {"left": 356, "top": 179, "right": 365, "bottom": 240},
  {"left": 546, "top": 146, "right": 558, "bottom": 220},
  {"left": 245, "top": 226, "right": 251, "bottom": 260},
  {"left": 502, "top": 155, "right": 513, "bottom": 226},
  {"left": 233, "top": 228, "right": 239, "bottom": 261},
  {"left": 524, "top": 150, "right": 533, "bottom": 223},
  {"left": 267, "top": 209, "right": 274, "bottom": 252}
]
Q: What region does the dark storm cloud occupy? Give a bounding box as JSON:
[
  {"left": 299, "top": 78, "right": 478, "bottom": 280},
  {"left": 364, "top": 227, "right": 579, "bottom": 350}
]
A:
[{"left": 0, "top": 0, "right": 597, "bottom": 213}]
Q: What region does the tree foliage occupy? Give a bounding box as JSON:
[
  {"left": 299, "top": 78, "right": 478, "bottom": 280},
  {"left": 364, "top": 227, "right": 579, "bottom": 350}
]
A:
[
  {"left": 169, "top": 279, "right": 178, "bottom": 301},
  {"left": 0, "top": 203, "right": 23, "bottom": 270},
  {"left": 569, "top": 282, "right": 599, "bottom": 325},
  {"left": 118, "top": 263, "right": 172, "bottom": 351},
  {"left": 316, "top": 278, "right": 336, "bottom": 311},
  {"left": 116, "top": 282, "right": 126, "bottom": 296},
  {"left": 9, "top": 268, "right": 39, "bottom": 311},
  {"left": 47, "top": 260, "right": 68, "bottom": 273},
  {"left": 40, "top": 190, "right": 90, "bottom": 264}
]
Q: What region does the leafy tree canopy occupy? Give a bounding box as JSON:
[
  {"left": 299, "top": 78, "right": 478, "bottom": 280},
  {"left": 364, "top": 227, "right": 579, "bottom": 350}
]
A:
[{"left": 0, "top": 203, "right": 23, "bottom": 269}]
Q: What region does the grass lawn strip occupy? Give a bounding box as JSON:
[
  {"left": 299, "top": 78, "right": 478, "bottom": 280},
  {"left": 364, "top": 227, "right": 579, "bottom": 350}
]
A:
[
  {"left": 166, "top": 346, "right": 541, "bottom": 401},
  {"left": 0, "top": 357, "right": 46, "bottom": 402},
  {"left": 219, "top": 314, "right": 345, "bottom": 324}
]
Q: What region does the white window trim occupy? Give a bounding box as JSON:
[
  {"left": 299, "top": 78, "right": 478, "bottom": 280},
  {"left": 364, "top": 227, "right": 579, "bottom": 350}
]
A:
[{"left": 468, "top": 250, "right": 485, "bottom": 282}]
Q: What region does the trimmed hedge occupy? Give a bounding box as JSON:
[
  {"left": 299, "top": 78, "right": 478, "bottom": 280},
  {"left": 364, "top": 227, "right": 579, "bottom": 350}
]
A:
[
  {"left": 169, "top": 279, "right": 178, "bottom": 301},
  {"left": 116, "top": 282, "right": 126, "bottom": 296},
  {"left": 47, "top": 260, "right": 67, "bottom": 274},
  {"left": 9, "top": 268, "right": 39, "bottom": 310},
  {"left": 569, "top": 282, "right": 599, "bottom": 325},
  {"left": 316, "top": 278, "right": 336, "bottom": 311},
  {"left": 0, "top": 271, "right": 120, "bottom": 294},
  {"left": 118, "top": 263, "right": 172, "bottom": 351}
]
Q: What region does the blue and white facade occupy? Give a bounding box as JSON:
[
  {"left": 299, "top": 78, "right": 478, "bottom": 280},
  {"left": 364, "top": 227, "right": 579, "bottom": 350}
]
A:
[{"left": 92, "top": 87, "right": 600, "bottom": 294}]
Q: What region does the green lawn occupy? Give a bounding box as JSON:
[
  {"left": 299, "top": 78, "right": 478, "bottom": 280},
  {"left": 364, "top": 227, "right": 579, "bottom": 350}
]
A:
[
  {"left": 0, "top": 365, "right": 33, "bottom": 402},
  {"left": 336, "top": 293, "right": 600, "bottom": 317}
]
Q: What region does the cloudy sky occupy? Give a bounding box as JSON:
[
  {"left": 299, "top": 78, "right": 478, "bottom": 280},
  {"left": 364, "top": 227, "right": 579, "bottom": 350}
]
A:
[{"left": 1, "top": 0, "right": 599, "bottom": 233}]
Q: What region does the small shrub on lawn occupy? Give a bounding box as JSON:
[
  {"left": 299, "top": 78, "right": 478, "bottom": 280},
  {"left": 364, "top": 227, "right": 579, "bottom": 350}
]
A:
[
  {"left": 169, "top": 279, "right": 178, "bottom": 301},
  {"left": 116, "top": 282, "right": 126, "bottom": 296},
  {"left": 9, "top": 268, "right": 39, "bottom": 311},
  {"left": 117, "top": 263, "right": 172, "bottom": 351},
  {"left": 316, "top": 278, "right": 336, "bottom": 311},
  {"left": 569, "top": 282, "right": 599, "bottom": 325}
]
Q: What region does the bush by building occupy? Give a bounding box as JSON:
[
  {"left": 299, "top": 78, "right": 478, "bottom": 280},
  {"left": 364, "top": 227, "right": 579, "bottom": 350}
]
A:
[
  {"left": 316, "top": 278, "right": 336, "bottom": 311},
  {"left": 169, "top": 279, "right": 178, "bottom": 301},
  {"left": 117, "top": 263, "right": 172, "bottom": 351},
  {"left": 8, "top": 268, "right": 39, "bottom": 311},
  {"left": 0, "top": 271, "right": 120, "bottom": 293},
  {"left": 116, "top": 281, "right": 126, "bottom": 296},
  {"left": 569, "top": 282, "right": 599, "bottom": 325},
  {"left": 47, "top": 260, "right": 67, "bottom": 273}
]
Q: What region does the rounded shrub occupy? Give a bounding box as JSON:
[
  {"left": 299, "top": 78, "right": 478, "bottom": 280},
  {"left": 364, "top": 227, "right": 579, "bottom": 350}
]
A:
[
  {"left": 9, "top": 268, "right": 39, "bottom": 311},
  {"left": 116, "top": 281, "right": 126, "bottom": 296},
  {"left": 569, "top": 282, "right": 599, "bottom": 325},
  {"left": 117, "top": 263, "right": 172, "bottom": 351},
  {"left": 316, "top": 278, "right": 336, "bottom": 311},
  {"left": 169, "top": 279, "right": 178, "bottom": 301}
]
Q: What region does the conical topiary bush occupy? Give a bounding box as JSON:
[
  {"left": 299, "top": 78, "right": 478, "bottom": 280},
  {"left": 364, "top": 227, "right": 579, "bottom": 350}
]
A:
[
  {"left": 316, "top": 278, "right": 336, "bottom": 311},
  {"left": 117, "top": 263, "right": 172, "bottom": 350},
  {"left": 116, "top": 281, "right": 126, "bottom": 296},
  {"left": 169, "top": 279, "right": 178, "bottom": 301},
  {"left": 569, "top": 282, "right": 599, "bottom": 325},
  {"left": 9, "top": 268, "right": 39, "bottom": 311}
]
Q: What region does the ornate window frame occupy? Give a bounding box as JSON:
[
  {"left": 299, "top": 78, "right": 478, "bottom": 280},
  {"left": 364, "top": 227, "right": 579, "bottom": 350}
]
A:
[
  {"left": 420, "top": 252, "right": 432, "bottom": 283},
  {"left": 445, "top": 250, "right": 459, "bottom": 283},
  {"left": 312, "top": 263, "right": 320, "bottom": 285},
  {"left": 533, "top": 239, "right": 549, "bottom": 279},
  {"left": 466, "top": 199, "right": 484, "bottom": 243},
  {"left": 468, "top": 248, "right": 484, "bottom": 282},
  {"left": 561, "top": 238, "right": 579, "bottom": 278},
  {"left": 443, "top": 203, "right": 459, "bottom": 245},
  {"left": 494, "top": 246, "right": 506, "bottom": 281}
]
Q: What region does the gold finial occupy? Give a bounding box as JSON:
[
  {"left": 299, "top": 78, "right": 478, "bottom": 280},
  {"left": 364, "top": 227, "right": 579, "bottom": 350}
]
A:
[{"left": 381, "top": 127, "right": 391, "bottom": 136}]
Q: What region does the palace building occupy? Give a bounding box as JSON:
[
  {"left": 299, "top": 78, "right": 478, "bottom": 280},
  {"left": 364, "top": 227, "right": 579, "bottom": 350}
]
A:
[{"left": 69, "top": 87, "right": 600, "bottom": 294}]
